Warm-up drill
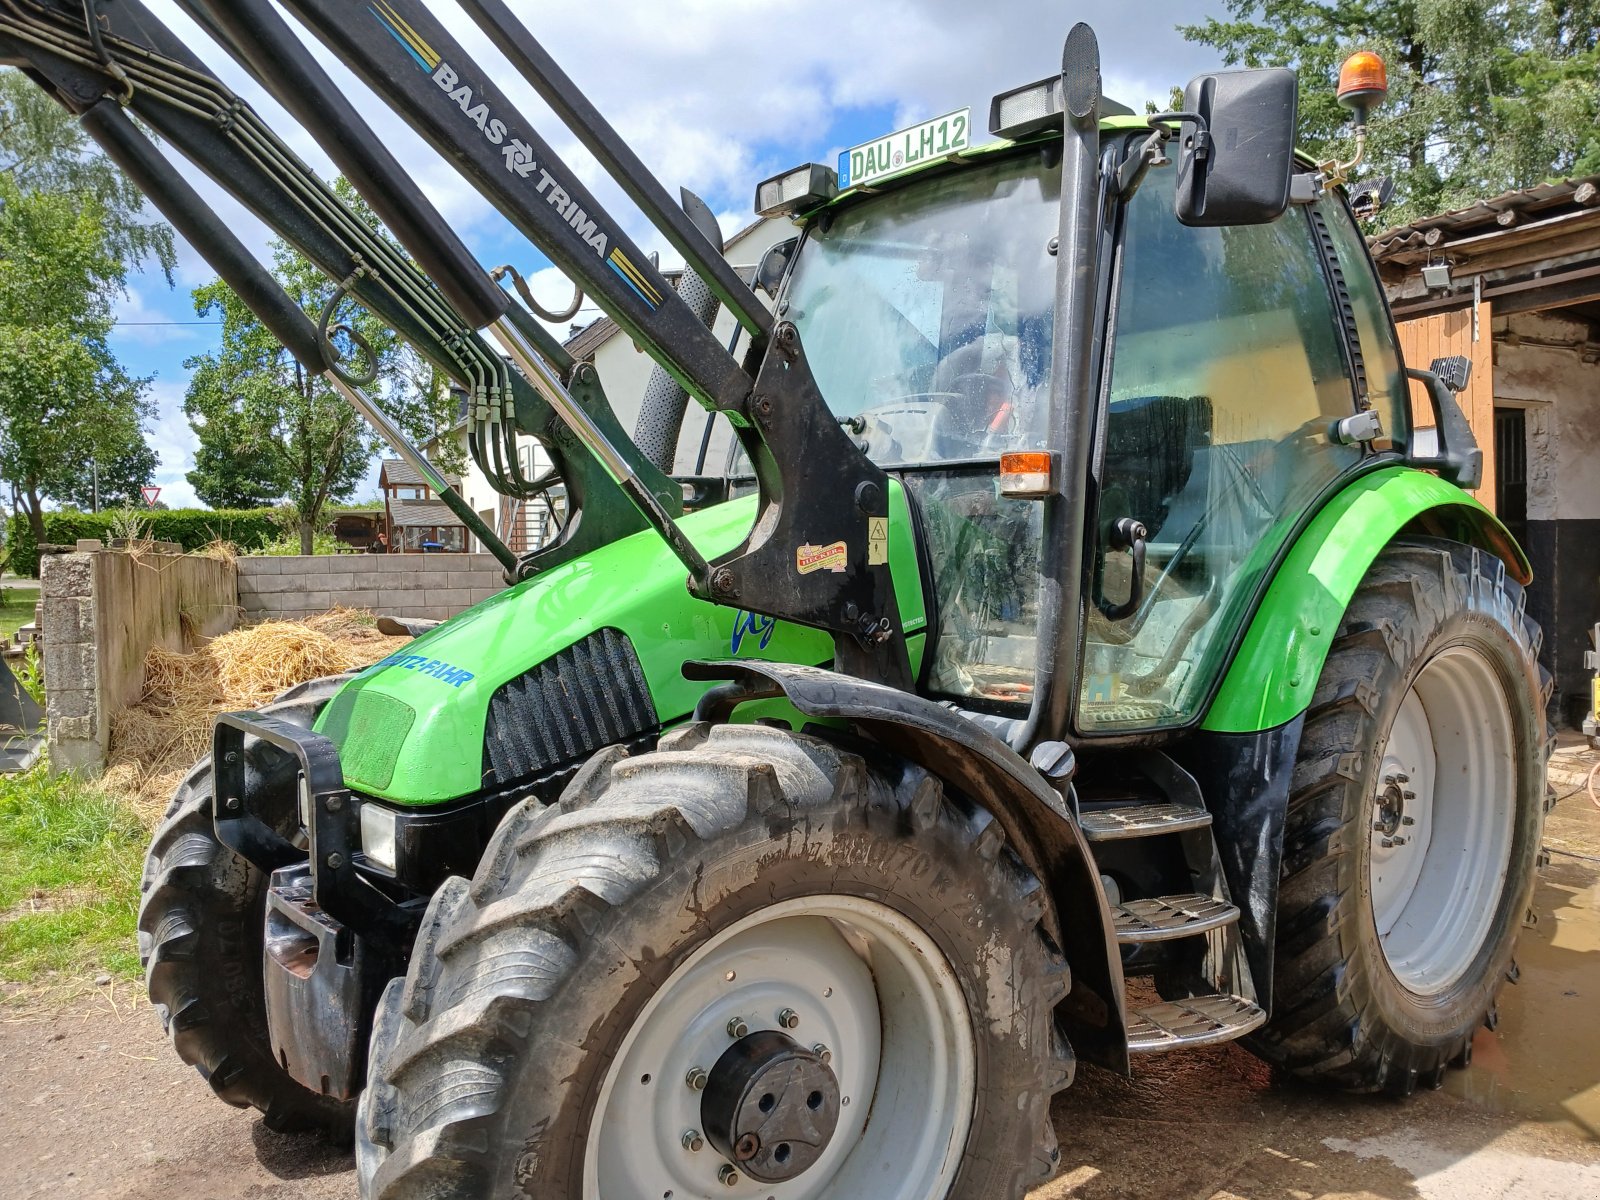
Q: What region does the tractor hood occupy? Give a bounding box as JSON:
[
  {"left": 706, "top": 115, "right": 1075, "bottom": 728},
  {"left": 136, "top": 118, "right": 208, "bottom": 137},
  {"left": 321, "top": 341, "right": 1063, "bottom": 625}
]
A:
[{"left": 313, "top": 488, "right": 925, "bottom": 806}]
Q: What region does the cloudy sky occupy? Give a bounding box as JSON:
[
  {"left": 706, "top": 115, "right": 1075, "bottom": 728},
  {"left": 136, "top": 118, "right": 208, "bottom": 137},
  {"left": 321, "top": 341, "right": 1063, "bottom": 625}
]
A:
[{"left": 106, "top": 0, "right": 1224, "bottom": 508}]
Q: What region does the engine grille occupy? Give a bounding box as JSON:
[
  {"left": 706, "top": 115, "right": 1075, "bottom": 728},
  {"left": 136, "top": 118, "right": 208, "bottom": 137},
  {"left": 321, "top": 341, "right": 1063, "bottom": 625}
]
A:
[{"left": 482, "top": 627, "right": 658, "bottom": 788}]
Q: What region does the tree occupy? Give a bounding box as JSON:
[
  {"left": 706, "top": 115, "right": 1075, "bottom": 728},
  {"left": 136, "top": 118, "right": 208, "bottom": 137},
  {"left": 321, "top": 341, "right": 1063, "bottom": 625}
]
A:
[
  {"left": 184, "top": 182, "right": 460, "bottom": 553},
  {"left": 0, "top": 177, "right": 157, "bottom": 552},
  {"left": 52, "top": 438, "right": 162, "bottom": 512},
  {"left": 0, "top": 68, "right": 177, "bottom": 280},
  {"left": 1179, "top": 1, "right": 1600, "bottom": 225}
]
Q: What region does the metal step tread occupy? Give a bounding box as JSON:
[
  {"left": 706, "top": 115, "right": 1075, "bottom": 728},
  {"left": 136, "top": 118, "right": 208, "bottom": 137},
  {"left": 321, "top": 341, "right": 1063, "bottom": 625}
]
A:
[
  {"left": 1127, "top": 994, "right": 1266, "bottom": 1053},
  {"left": 1112, "top": 894, "right": 1239, "bottom": 943},
  {"left": 1079, "top": 802, "right": 1211, "bottom": 841}
]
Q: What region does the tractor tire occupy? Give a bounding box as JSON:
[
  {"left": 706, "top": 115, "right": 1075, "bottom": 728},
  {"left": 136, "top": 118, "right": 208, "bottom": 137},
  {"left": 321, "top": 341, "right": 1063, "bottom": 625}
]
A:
[
  {"left": 1249, "top": 539, "right": 1550, "bottom": 1094},
  {"left": 357, "top": 722, "right": 1073, "bottom": 1200},
  {"left": 138, "top": 675, "right": 355, "bottom": 1136}
]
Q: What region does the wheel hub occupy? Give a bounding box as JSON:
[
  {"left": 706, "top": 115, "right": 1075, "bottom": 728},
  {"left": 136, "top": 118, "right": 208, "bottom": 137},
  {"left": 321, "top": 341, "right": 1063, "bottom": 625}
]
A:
[
  {"left": 1372, "top": 771, "right": 1414, "bottom": 842},
  {"left": 701, "top": 1029, "right": 841, "bottom": 1182}
]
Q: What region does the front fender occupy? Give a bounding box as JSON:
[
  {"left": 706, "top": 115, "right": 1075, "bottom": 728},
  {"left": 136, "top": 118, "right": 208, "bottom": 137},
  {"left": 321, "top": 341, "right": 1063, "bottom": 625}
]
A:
[
  {"left": 685, "top": 658, "right": 1130, "bottom": 1074},
  {"left": 1205, "top": 466, "right": 1529, "bottom": 734}
]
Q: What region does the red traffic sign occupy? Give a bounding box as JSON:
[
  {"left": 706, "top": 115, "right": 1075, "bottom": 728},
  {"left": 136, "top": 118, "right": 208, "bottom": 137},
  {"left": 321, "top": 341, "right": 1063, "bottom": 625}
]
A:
[{"left": 141, "top": 486, "right": 161, "bottom": 508}]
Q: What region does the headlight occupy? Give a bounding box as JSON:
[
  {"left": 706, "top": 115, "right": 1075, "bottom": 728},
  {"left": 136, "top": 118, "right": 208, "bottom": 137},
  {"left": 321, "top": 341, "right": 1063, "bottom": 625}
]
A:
[{"left": 359, "top": 802, "right": 399, "bottom": 874}]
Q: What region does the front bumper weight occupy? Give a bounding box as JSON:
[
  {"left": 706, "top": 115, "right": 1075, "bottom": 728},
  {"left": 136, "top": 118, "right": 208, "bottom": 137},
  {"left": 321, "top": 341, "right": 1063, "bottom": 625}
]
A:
[{"left": 263, "top": 862, "right": 390, "bottom": 1100}]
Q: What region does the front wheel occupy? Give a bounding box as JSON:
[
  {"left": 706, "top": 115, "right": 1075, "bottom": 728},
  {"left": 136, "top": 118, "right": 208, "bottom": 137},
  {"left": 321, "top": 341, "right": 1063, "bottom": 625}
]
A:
[
  {"left": 1251, "top": 539, "right": 1550, "bottom": 1093},
  {"left": 357, "top": 722, "right": 1073, "bottom": 1199}
]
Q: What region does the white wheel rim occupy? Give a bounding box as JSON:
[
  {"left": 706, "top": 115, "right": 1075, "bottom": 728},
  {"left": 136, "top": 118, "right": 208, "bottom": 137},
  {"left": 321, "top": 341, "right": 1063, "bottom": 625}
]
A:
[
  {"left": 583, "top": 896, "right": 976, "bottom": 1200},
  {"left": 1369, "top": 646, "right": 1517, "bottom": 996}
]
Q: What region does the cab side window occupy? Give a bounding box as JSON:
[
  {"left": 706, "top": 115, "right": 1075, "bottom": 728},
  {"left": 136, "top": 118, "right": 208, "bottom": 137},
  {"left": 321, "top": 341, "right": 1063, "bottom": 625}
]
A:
[
  {"left": 1320, "top": 195, "right": 1409, "bottom": 449},
  {"left": 1080, "top": 163, "right": 1361, "bottom": 733}
]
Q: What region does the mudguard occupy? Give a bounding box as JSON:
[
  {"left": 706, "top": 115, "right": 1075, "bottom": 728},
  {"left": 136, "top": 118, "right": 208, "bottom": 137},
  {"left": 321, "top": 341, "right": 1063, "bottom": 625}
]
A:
[
  {"left": 1205, "top": 466, "right": 1529, "bottom": 734},
  {"left": 685, "top": 658, "right": 1131, "bottom": 1073}
]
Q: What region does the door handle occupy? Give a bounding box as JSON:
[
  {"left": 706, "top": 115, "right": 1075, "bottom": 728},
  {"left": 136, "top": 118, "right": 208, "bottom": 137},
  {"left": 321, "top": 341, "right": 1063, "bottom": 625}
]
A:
[{"left": 1097, "top": 517, "right": 1148, "bottom": 621}]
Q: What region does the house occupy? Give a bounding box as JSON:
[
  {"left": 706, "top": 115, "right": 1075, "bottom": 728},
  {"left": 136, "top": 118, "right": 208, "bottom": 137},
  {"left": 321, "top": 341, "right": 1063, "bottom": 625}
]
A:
[
  {"left": 447, "top": 215, "right": 790, "bottom": 556},
  {"left": 1370, "top": 174, "right": 1600, "bottom": 725},
  {"left": 378, "top": 458, "right": 468, "bottom": 552},
  {"left": 326, "top": 508, "right": 384, "bottom": 552}
]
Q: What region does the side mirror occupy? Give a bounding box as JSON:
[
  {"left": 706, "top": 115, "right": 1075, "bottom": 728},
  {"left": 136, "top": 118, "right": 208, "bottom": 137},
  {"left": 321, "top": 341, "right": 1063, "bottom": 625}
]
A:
[
  {"left": 1174, "top": 67, "right": 1299, "bottom": 227},
  {"left": 754, "top": 237, "right": 798, "bottom": 298}
]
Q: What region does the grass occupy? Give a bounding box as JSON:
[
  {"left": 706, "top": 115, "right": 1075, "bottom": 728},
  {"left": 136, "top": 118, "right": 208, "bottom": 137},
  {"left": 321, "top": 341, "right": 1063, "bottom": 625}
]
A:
[
  {"left": 0, "top": 592, "right": 36, "bottom": 639},
  {"left": 0, "top": 763, "right": 149, "bottom": 985}
]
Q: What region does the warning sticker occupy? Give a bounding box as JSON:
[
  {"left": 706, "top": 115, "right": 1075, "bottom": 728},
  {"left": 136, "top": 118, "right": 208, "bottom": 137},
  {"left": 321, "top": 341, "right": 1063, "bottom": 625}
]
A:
[
  {"left": 796, "top": 541, "right": 848, "bottom": 574},
  {"left": 867, "top": 517, "right": 888, "bottom": 565}
]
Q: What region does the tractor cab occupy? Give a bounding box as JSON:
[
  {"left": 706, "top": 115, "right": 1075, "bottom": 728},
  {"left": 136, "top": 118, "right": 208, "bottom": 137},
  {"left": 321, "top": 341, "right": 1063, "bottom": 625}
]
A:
[{"left": 746, "top": 96, "right": 1416, "bottom": 740}]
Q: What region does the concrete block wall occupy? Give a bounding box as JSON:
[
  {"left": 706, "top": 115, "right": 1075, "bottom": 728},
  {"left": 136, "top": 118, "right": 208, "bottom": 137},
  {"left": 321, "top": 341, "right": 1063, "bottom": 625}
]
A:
[
  {"left": 236, "top": 553, "right": 504, "bottom": 621},
  {"left": 41, "top": 547, "right": 238, "bottom": 772}
]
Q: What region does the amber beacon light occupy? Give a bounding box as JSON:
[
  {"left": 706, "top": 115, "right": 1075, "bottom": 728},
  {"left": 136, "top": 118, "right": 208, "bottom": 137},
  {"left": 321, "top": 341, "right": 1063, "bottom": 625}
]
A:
[{"left": 1336, "top": 51, "right": 1388, "bottom": 125}]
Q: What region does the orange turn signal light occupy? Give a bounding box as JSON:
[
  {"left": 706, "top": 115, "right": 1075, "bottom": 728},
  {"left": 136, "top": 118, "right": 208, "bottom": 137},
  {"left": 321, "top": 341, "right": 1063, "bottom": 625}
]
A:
[
  {"left": 999, "top": 451, "right": 1054, "bottom": 498},
  {"left": 1337, "top": 51, "right": 1388, "bottom": 111}
]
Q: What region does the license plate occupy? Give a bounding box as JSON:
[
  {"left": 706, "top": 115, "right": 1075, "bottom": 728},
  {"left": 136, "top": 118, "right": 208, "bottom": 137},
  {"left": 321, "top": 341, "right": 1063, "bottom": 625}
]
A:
[{"left": 838, "top": 109, "right": 971, "bottom": 189}]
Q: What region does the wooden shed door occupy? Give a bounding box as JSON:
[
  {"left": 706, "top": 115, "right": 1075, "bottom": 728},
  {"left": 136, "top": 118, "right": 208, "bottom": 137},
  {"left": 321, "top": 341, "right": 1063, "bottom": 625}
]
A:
[{"left": 1394, "top": 301, "right": 1496, "bottom": 511}]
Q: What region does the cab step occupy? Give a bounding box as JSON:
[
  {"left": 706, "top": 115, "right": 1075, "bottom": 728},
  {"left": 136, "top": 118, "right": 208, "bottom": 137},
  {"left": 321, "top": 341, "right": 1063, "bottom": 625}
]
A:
[
  {"left": 1126, "top": 994, "right": 1266, "bottom": 1053},
  {"left": 1112, "top": 894, "right": 1239, "bottom": 944},
  {"left": 1079, "top": 802, "right": 1211, "bottom": 842}
]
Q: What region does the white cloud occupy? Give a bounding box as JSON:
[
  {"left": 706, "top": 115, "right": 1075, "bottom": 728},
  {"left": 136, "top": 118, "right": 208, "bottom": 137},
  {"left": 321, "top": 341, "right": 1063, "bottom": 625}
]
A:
[
  {"left": 111, "top": 282, "right": 209, "bottom": 347},
  {"left": 143, "top": 380, "right": 201, "bottom": 510}
]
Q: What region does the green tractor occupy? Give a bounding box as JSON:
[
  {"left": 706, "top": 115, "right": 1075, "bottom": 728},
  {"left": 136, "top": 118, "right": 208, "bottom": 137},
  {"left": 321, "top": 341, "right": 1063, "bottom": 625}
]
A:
[{"left": 3, "top": 3, "right": 1550, "bottom": 1197}]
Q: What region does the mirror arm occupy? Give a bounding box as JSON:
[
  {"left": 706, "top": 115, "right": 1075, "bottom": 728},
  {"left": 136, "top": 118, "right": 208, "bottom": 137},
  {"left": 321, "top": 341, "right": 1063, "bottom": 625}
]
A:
[{"left": 1115, "top": 112, "right": 1211, "bottom": 200}]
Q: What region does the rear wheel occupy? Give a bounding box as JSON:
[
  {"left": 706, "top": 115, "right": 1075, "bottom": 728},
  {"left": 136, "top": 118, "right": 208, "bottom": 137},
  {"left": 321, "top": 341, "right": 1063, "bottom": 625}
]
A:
[
  {"left": 138, "top": 676, "right": 355, "bottom": 1136},
  {"left": 1251, "top": 540, "right": 1549, "bottom": 1092},
  {"left": 357, "top": 722, "right": 1073, "bottom": 1199}
]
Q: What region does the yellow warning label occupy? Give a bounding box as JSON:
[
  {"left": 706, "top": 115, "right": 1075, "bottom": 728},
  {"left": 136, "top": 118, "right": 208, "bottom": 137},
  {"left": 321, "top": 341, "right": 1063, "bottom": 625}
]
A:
[{"left": 867, "top": 517, "right": 888, "bottom": 565}]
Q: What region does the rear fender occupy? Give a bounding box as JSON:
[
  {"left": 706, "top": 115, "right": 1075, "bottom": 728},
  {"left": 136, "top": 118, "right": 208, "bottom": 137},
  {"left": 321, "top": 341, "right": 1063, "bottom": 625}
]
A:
[
  {"left": 1205, "top": 466, "right": 1529, "bottom": 734},
  {"left": 685, "top": 659, "right": 1130, "bottom": 1073}
]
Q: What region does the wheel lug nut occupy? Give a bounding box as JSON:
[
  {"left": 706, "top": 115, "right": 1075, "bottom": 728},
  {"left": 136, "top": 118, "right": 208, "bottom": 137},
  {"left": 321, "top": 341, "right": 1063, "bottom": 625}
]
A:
[
  {"left": 1381, "top": 837, "right": 1395, "bottom": 849},
  {"left": 1402, "top": 789, "right": 1416, "bottom": 801},
  {"left": 812, "top": 1042, "right": 831, "bottom": 1063},
  {"left": 1372, "top": 821, "right": 1386, "bottom": 832},
  {"left": 718, "top": 1164, "right": 740, "bottom": 1187},
  {"left": 681, "top": 1129, "right": 704, "bottom": 1152},
  {"left": 1395, "top": 772, "right": 1410, "bottom": 784},
  {"left": 686, "top": 1067, "right": 708, "bottom": 1091},
  {"left": 778, "top": 1007, "right": 800, "bottom": 1030},
  {"left": 1392, "top": 835, "right": 1408, "bottom": 846},
  {"left": 726, "top": 1016, "right": 749, "bottom": 1039},
  {"left": 1401, "top": 815, "right": 1416, "bottom": 826}
]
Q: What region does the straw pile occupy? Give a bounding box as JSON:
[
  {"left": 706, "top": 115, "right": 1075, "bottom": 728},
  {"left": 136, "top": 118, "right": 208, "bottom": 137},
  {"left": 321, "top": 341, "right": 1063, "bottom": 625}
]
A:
[{"left": 105, "top": 607, "right": 405, "bottom": 817}]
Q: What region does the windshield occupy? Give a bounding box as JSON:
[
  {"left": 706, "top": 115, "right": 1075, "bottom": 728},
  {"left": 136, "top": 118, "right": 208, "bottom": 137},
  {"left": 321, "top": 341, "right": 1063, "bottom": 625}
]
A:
[{"left": 783, "top": 155, "right": 1061, "bottom": 465}]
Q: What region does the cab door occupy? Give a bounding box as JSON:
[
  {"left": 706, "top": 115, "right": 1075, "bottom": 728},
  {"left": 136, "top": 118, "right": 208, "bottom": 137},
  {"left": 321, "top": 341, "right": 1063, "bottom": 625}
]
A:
[{"left": 1078, "top": 165, "right": 1368, "bottom": 734}]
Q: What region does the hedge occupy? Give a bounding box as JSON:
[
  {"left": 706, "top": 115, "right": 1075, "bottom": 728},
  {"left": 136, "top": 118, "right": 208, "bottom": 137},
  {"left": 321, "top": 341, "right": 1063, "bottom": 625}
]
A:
[{"left": 4, "top": 508, "right": 283, "bottom": 577}]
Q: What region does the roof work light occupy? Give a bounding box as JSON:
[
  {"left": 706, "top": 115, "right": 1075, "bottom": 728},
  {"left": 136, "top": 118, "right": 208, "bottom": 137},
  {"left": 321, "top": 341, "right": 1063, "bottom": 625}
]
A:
[
  {"left": 754, "top": 163, "right": 838, "bottom": 217},
  {"left": 990, "top": 76, "right": 1133, "bottom": 141}
]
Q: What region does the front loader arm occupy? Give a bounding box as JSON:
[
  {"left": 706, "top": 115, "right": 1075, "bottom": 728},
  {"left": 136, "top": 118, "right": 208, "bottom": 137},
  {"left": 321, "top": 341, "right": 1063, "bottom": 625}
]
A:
[{"left": 0, "top": 0, "right": 681, "bottom": 577}]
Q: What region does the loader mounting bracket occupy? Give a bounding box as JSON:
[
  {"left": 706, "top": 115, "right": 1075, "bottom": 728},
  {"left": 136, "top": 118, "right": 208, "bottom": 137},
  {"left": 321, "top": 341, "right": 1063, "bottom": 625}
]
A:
[{"left": 700, "top": 325, "right": 914, "bottom": 690}]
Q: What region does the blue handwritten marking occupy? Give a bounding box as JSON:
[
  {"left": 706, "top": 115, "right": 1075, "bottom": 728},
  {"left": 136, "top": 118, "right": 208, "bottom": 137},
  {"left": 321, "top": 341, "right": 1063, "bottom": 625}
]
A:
[{"left": 730, "top": 610, "right": 777, "bottom": 656}]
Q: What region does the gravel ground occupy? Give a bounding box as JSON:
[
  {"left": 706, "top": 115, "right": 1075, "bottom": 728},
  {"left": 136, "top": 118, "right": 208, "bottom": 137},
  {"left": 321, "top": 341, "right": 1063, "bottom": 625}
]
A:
[{"left": 3, "top": 746, "right": 1597, "bottom": 1200}]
